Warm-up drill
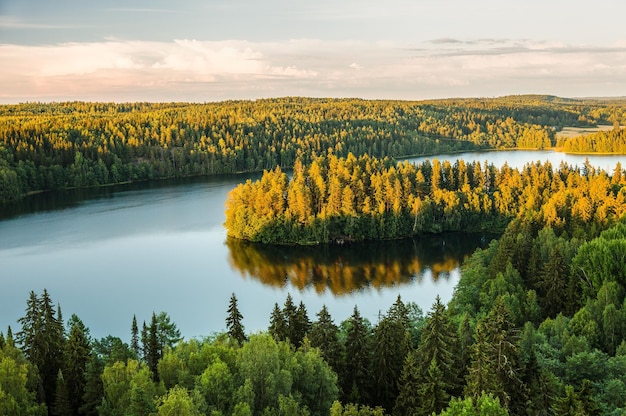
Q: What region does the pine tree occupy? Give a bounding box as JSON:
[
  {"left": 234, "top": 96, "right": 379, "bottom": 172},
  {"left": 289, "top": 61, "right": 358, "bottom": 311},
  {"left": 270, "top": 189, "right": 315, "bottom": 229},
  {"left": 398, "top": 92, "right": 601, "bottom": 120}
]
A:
[{"left": 226, "top": 293, "right": 246, "bottom": 345}]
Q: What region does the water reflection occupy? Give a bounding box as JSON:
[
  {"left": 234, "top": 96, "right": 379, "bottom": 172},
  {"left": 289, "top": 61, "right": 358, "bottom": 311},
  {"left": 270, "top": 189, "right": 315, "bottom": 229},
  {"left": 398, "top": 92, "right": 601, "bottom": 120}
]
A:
[{"left": 226, "top": 232, "right": 497, "bottom": 295}]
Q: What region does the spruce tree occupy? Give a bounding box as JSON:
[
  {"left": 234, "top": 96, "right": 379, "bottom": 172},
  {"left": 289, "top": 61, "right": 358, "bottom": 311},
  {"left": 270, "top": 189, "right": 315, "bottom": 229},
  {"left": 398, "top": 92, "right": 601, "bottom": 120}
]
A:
[
  {"left": 293, "top": 301, "right": 311, "bottom": 347},
  {"left": 342, "top": 306, "right": 371, "bottom": 404},
  {"left": 64, "top": 316, "right": 91, "bottom": 415},
  {"left": 393, "top": 351, "right": 421, "bottom": 416},
  {"left": 16, "top": 289, "right": 65, "bottom": 408},
  {"left": 370, "top": 312, "right": 409, "bottom": 412},
  {"left": 40, "top": 289, "right": 66, "bottom": 409},
  {"left": 226, "top": 293, "right": 246, "bottom": 345},
  {"left": 79, "top": 355, "right": 105, "bottom": 416},
  {"left": 52, "top": 370, "right": 72, "bottom": 416},
  {"left": 141, "top": 321, "right": 149, "bottom": 362},
  {"left": 131, "top": 315, "right": 140, "bottom": 358},
  {"left": 538, "top": 247, "right": 569, "bottom": 317},
  {"left": 146, "top": 313, "right": 160, "bottom": 381},
  {"left": 465, "top": 299, "right": 523, "bottom": 411},
  {"left": 283, "top": 293, "right": 298, "bottom": 345},
  {"left": 268, "top": 303, "right": 288, "bottom": 342},
  {"left": 309, "top": 305, "right": 343, "bottom": 375},
  {"left": 553, "top": 385, "right": 582, "bottom": 416},
  {"left": 413, "top": 296, "right": 457, "bottom": 416},
  {"left": 577, "top": 379, "right": 600, "bottom": 416},
  {"left": 457, "top": 313, "right": 473, "bottom": 395}
]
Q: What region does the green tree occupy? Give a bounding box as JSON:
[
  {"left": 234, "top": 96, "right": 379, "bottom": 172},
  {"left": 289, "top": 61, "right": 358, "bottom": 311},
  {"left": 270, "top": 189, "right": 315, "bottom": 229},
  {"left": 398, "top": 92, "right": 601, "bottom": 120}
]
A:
[
  {"left": 52, "top": 370, "right": 71, "bottom": 416},
  {"left": 0, "top": 342, "right": 46, "bottom": 416},
  {"left": 437, "top": 393, "right": 508, "bottom": 416},
  {"left": 101, "top": 359, "right": 156, "bottom": 416},
  {"left": 79, "top": 354, "right": 104, "bottom": 416},
  {"left": 370, "top": 312, "right": 409, "bottom": 412},
  {"left": 342, "top": 306, "right": 372, "bottom": 405},
  {"left": 16, "top": 289, "right": 65, "bottom": 409},
  {"left": 415, "top": 296, "right": 457, "bottom": 416},
  {"left": 195, "top": 358, "right": 234, "bottom": 415},
  {"left": 131, "top": 315, "right": 140, "bottom": 358},
  {"left": 226, "top": 293, "right": 246, "bottom": 345},
  {"left": 308, "top": 305, "right": 343, "bottom": 375},
  {"left": 63, "top": 315, "right": 91, "bottom": 415},
  {"left": 236, "top": 334, "right": 292, "bottom": 413},
  {"left": 156, "top": 386, "right": 202, "bottom": 416},
  {"left": 269, "top": 303, "right": 288, "bottom": 343},
  {"left": 553, "top": 385, "right": 583, "bottom": 416},
  {"left": 392, "top": 351, "right": 420, "bottom": 416},
  {"left": 292, "top": 340, "right": 339, "bottom": 416},
  {"left": 465, "top": 300, "right": 523, "bottom": 411}
]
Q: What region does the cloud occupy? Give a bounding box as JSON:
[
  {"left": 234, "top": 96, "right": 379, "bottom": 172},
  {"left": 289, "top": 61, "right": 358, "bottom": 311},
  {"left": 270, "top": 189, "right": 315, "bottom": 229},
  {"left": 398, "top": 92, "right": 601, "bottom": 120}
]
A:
[{"left": 1, "top": 38, "right": 625, "bottom": 102}]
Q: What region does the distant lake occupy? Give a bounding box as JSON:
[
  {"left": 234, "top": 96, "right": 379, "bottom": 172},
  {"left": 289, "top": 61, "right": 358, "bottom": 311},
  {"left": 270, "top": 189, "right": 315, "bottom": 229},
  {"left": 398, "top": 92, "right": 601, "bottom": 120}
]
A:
[{"left": 0, "top": 150, "right": 623, "bottom": 340}]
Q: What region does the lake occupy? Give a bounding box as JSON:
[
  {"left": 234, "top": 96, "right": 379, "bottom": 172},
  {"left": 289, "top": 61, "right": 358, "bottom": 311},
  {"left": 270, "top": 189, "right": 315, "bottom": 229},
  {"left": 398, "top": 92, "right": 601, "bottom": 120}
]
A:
[{"left": 0, "top": 150, "right": 623, "bottom": 341}]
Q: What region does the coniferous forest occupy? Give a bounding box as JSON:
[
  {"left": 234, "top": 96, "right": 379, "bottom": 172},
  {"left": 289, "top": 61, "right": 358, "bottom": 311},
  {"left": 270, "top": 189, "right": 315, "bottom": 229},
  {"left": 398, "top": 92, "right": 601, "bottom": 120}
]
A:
[
  {"left": 1, "top": 95, "right": 626, "bottom": 205},
  {"left": 2, "top": 95, "right": 626, "bottom": 415}
]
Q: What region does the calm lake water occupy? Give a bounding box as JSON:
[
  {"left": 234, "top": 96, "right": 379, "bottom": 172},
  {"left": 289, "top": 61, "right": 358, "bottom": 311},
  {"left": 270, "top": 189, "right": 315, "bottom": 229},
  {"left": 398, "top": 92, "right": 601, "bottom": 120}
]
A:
[{"left": 0, "top": 150, "right": 623, "bottom": 340}]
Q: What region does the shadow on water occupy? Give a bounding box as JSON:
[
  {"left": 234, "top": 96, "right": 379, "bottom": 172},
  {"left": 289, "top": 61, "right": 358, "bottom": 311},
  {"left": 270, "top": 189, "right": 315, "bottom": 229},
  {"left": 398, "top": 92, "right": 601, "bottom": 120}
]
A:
[
  {"left": 0, "top": 174, "right": 258, "bottom": 221},
  {"left": 226, "top": 232, "right": 499, "bottom": 295}
]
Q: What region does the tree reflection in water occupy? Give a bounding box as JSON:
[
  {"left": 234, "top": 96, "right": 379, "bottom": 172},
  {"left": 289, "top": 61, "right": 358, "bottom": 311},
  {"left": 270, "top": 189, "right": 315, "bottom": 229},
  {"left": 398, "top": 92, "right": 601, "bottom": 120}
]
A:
[{"left": 226, "top": 232, "right": 497, "bottom": 295}]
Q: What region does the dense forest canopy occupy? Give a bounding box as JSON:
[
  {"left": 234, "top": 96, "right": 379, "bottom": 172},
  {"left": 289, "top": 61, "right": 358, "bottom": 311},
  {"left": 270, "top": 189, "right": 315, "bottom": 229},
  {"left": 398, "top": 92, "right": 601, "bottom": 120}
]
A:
[{"left": 2, "top": 95, "right": 626, "bottom": 204}]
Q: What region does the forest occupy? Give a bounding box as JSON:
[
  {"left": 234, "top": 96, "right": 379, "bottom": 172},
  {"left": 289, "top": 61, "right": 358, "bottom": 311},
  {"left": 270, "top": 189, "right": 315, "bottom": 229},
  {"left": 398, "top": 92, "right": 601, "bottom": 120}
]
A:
[
  {"left": 2, "top": 95, "right": 626, "bottom": 204},
  {"left": 3, "top": 95, "right": 626, "bottom": 415}
]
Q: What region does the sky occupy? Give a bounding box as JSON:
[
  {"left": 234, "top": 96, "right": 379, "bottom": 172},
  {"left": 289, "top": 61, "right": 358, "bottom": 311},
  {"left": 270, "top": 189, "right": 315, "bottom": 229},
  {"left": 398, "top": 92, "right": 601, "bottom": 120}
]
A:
[{"left": 1, "top": 0, "right": 626, "bottom": 103}]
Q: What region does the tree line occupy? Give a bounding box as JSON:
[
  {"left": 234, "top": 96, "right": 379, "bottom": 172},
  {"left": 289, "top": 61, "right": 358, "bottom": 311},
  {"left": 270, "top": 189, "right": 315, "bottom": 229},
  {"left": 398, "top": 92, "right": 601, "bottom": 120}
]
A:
[
  {"left": 3, "top": 95, "right": 625, "bottom": 204},
  {"left": 224, "top": 152, "right": 626, "bottom": 244},
  {"left": 557, "top": 126, "right": 626, "bottom": 154}
]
